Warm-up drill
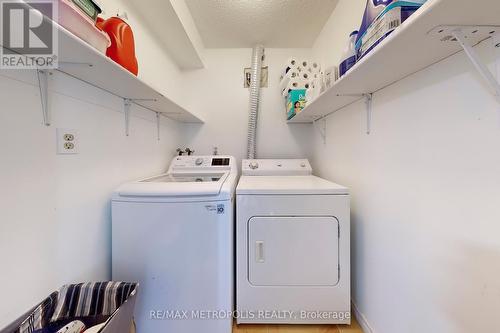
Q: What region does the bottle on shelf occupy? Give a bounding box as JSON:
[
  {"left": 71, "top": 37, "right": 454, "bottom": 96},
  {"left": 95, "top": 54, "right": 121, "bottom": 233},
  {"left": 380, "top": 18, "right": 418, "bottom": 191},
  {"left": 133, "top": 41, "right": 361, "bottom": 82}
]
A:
[{"left": 339, "top": 30, "right": 359, "bottom": 78}]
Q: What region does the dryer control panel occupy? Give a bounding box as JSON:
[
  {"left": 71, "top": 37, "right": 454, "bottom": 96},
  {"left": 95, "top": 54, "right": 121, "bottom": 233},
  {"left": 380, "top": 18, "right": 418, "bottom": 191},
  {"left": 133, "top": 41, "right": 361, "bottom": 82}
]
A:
[{"left": 242, "top": 159, "right": 312, "bottom": 176}]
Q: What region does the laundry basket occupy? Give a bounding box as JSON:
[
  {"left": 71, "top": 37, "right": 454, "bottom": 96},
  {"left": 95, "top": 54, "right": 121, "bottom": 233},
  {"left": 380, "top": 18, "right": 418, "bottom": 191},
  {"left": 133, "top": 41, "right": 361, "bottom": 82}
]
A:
[{"left": 0, "top": 282, "right": 138, "bottom": 333}]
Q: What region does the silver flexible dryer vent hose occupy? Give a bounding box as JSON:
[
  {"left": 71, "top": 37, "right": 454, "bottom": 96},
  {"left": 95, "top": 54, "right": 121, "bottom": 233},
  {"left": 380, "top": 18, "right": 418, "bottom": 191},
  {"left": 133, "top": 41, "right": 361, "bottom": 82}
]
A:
[{"left": 247, "top": 45, "right": 264, "bottom": 159}]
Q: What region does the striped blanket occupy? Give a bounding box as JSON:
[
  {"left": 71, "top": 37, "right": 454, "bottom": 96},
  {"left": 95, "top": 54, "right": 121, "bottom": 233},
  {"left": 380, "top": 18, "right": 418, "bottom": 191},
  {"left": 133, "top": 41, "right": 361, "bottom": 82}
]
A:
[
  {"left": 13, "top": 282, "right": 137, "bottom": 333},
  {"left": 50, "top": 282, "right": 136, "bottom": 322}
]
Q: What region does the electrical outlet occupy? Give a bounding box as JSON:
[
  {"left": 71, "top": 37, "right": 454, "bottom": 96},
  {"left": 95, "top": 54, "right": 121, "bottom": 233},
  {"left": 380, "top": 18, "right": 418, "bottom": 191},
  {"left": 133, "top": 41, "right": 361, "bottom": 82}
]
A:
[{"left": 57, "top": 128, "right": 78, "bottom": 154}]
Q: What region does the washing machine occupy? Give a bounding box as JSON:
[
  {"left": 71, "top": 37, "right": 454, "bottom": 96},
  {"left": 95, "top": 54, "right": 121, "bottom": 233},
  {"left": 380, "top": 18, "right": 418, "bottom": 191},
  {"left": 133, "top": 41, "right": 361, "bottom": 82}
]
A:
[
  {"left": 112, "top": 155, "right": 237, "bottom": 333},
  {"left": 236, "top": 159, "right": 350, "bottom": 324}
]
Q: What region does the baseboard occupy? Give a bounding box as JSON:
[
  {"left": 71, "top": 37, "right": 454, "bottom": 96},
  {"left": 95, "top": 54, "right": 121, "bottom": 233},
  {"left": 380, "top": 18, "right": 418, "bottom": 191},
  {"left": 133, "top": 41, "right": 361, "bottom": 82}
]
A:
[{"left": 352, "top": 300, "right": 375, "bottom": 333}]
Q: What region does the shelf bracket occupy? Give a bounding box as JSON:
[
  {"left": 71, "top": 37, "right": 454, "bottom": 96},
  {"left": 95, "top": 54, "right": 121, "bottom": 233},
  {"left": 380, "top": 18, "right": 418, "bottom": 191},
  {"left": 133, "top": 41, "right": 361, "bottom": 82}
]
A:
[
  {"left": 452, "top": 29, "right": 500, "bottom": 103},
  {"left": 156, "top": 112, "right": 161, "bottom": 141},
  {"left": 336, "top": 93, "right": 373, "bottom": 134},
  {"left": 122, "top": 98, "right": 159, "bottom": 136},
  {"left": 313, "top": 118, "right": 327, "bottom": 144},
  {"left": 124, "top": 98, "right": 132, "bottom": 136},
  {"left": 36, "top": 69, "right": 51, "bottom": 126},
  {"left": 365, "top": 93, "right": 373, "bottom": 135}
]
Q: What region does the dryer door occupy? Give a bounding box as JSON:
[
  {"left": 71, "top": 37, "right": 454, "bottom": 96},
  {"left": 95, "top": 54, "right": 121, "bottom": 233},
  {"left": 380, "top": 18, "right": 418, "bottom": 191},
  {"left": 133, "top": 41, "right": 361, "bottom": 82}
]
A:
[{"left": 248, "top": 216, "right": 339, "bottom": 286}]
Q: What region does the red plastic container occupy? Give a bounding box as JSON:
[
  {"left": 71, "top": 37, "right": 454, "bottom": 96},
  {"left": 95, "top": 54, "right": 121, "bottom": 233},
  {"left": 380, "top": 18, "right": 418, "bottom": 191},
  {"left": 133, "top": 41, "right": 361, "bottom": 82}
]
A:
[{"left": 96, "top": 17, "right": 139, "bottom": 76}]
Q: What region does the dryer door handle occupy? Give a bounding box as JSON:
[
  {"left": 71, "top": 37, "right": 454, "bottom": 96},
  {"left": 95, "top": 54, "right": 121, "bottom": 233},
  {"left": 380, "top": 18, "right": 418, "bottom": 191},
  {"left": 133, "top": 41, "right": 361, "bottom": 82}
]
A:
[{"left": 255, "top": 241, "right": 265, "bottom": 263}]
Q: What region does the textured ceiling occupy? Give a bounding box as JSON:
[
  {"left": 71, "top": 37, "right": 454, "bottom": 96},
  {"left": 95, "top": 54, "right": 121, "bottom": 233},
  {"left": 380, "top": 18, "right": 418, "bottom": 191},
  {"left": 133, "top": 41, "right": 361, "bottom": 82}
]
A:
[{"left": 185, "top": 0, "right": 339, "bottom": 48}]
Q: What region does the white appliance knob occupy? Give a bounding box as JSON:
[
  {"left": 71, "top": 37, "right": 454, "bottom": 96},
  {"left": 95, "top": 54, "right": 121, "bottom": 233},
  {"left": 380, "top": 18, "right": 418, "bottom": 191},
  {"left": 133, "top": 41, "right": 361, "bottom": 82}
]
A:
[
  {"left": 249, "top": 161, "right": 259, "bottom": 170},
  {"left": 195, "top": 158, "right": 204, "bottom": 166},
  {"left": 301, "top": 162, "right": 306, "bottom": 167}
]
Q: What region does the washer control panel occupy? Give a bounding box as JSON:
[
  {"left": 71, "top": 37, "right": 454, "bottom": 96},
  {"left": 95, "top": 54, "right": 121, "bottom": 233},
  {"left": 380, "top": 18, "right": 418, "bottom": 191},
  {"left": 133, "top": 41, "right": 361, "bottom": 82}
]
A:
[
  {"left": 242, "top": 159, "right": 312, "bottom": 176},
  {"left": 168, "top": 156, "right": 235, "bottom": 173}
]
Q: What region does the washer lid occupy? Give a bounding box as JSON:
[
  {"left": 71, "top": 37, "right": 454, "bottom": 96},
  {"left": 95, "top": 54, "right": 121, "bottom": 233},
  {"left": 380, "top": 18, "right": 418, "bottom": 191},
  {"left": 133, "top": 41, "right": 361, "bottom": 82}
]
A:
[
  {"left": 236, "top": 175, "right": 349, "bottom": 195},
  {"left": 115, "top": 172, "right": 229, "bottom": 197}
]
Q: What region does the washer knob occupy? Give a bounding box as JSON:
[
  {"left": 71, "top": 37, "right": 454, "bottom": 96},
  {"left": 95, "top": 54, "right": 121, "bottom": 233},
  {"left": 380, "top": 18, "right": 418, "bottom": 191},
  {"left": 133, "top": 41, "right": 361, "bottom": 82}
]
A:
[
  {"left": 249, "top": 161, "right": 259, "bottom": 170},
  {"left": 195, "top": 158, "right": 204, "bottom": 166},
  {"left": 301, "top": 162, "right": 306, "bottom": 167}
]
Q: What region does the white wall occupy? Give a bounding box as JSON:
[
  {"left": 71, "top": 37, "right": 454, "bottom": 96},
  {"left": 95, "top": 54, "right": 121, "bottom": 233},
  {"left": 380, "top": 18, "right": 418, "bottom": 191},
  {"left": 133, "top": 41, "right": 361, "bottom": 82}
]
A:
[
  {"left": 181, "top": 48, "right": 314, "bottom": 162},
  {"left": 311, "top": 1, "right": 500, "bottom": 332}
]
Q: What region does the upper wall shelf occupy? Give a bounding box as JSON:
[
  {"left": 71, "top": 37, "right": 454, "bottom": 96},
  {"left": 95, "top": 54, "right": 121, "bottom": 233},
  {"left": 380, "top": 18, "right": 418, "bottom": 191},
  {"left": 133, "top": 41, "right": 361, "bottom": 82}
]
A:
[
  {"left": 288, "top": 0, "right": 500, "bottom": 123},
  {"left": 56, "top": 24, "right": 203, "bottom": 123}
]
